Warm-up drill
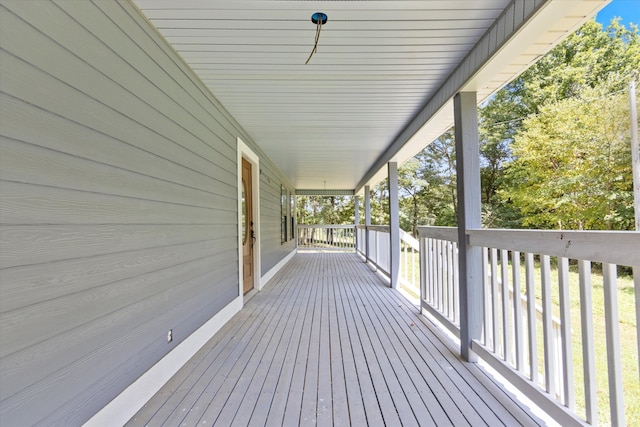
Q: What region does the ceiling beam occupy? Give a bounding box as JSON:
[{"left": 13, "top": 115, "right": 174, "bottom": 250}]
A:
[{"left": 296, "top": 189, "right": 355, "bottom": 196}]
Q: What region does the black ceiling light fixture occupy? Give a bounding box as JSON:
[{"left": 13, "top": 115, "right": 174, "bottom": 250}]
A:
[{"left": 305, "top": 12, "right": 328, "bottom": 65}]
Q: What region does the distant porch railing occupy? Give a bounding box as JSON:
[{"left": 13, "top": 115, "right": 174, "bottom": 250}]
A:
[
  {"left": 418, "top": 226, "right": 640, "bottom": 427},
  {"left": 297, "top": 224, "right": 356, "bottom": 251}
]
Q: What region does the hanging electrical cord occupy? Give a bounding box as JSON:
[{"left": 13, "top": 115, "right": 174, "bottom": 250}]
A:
[{"left": 305, "top": 12, "right": 327, "bottom": 65}]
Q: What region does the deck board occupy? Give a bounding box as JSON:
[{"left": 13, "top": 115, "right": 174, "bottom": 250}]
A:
[{"left": 126, "top": 253, "right": 545, "bottom": 427}]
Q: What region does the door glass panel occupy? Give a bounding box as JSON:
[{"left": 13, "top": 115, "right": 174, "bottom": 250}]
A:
[{"left": 242, "top": 179, "right": 247, "bottom": 244}]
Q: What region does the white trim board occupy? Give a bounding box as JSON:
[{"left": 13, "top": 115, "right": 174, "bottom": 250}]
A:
[
  {"left": 260, "top": 249, "right": 296, "bottom": 289},
  {"left": 83, "top": 296, "right": 243, "bottom": 427}
]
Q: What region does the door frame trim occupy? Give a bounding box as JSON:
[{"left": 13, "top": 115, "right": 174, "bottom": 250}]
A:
[{"left": 237, "top": 138, "right": 261, "bottom": 297}]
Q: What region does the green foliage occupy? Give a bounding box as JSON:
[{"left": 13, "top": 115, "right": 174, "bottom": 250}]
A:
[
  {"left": 296, "top": 195, "right": 354, "bottom": 225},
  {"left": 481, "top": 18, "right": 639, "bottom": 230},
  {"left": 501, "top": 86, "right": 635, "bottom": 229},
  {"left": 370, "top": 179, "right": 390, "bottom": 225},
  {"left": 398, "top": 131, "right": 458, "bottom": 232},
  {"left": 493, "top": 19, "right": 639, "bottom": 116}
]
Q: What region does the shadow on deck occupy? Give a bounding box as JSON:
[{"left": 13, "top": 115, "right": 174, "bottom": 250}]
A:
[{"left": 127, "top": 252, "right": 545, "bottom": 426}]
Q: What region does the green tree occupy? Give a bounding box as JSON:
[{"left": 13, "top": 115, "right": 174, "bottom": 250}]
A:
[
  {"left": 297, "top": 195, "right": 355, "bottom": 225},
  {"left": 397, "top": 130, "right": 458, "bottom": 230},
  {"left": 479, "top": 18, "right": 639, "bottom": 229},
  {"left": 501, "top": 85, "right": 635, "bottom": 230},
  {"left": 369, "top": 180, "right": 390, "bottom": 225},
  {"left": 399, "top": 158, "right": 429, "bottom": 236}
]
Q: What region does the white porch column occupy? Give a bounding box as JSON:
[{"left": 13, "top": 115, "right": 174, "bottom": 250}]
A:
[
  {"left": 388, "top": 162, "right": 400, "bottom": 289},
  {"left": 364, "top": 185, "right": 371, "bottom": 262},
  {"left": 354, "top": 195, "right": 360, "bottom": 249},
  {"left": 454, "top": 92, "right": 482, "bottom": 362},
  {"left": 354, "top": 196, "right": 360, "bottom": 225}
]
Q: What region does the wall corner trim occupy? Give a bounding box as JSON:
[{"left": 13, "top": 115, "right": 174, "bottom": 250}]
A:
[
  {"left": 260, "top": 249, "right": 296, "bottom": 289},
  {"left": 82, "top": 296, "right": 243, "bottom": 427}
]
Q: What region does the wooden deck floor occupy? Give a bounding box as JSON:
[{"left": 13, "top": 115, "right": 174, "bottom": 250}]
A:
[{"left": 127, "top": 253, "right": 544, "bottom": 427}]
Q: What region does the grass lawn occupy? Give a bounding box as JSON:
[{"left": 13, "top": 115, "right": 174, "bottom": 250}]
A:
[{"left": 527, "top": 261, "right": 638, "bottom": 426}]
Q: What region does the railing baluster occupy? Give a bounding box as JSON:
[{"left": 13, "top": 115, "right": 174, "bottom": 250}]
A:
[
  {"left": 427, "top": 238, "right": 432, "bottom": 304},
  {"left": 603, "top": 263, "right": 625, "bottom": 427},
  {"left": 635, "top": 267, "right": 640, "bottom": 386},
  {"left": 447, "top": 242, "right": 456, "bottom": 322},
  {"left": 482, "top": 246, "right": 490, "bottom": 346},
  {"left": 501, "top": 249, "right": 511, "bottom": 364},
  {"left": 491, "top": 248, "right": 499, "bottom": 355},
  {"left": 373, "top": 231, "right": 378, "bottom": 265},
  {"left": 442, "top": 241, "right": 448, "bottom": 316},
  {"left": 426, "top": 239, "right": 431, "bottom": 304},
  {"left": 558, "top": 257, "right": 574, "bottom": 410},
  {"left": 419, "top": 236, "right": 426, "bottom": 305},
  {"left": 512, "top": 251, "right": 524, "bottom": 372},
  {"left": 439, "top": 240, "right": 445, "bottom": 313},
  {"left": 441, "top": 240, "right": 447, "bottom": 312},
  {"left": 525, "top": 252, "right": 538, "bottom": 385},
  {"left": 403, "top": 241, "right": 407, "bottom": 283},
  {"left": 432, "top": 238, "right": 437, "bottom": 305},
  {"left": 453, "top": 241, "right": 459, "bottom": 325},
  {"left": 444, "top": 240, "right": 450, "bottom": 318},
  {"left": 412, "top": 246, "right": 417, "bottom": 290},
  {"left": 433, "top": 240, "right": 442, "bottom": 311},
  {"left": 440, "top": 240, "right": 447, "bottom": 314},
  {"left": 541, "top": 254, "right": 556, "bottom": 396},
  {"left": 578, "top": 260, "right": 598, "bottom": 425},
  {"left": 436, "top": 240, "right": 442, "bottom": 311}
]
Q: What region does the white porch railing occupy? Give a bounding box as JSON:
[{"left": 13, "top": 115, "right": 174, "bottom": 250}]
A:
[
  {"left": 355, "top": 225, "right": 420, "bottom": 297},
  {"left": 359, "top": 225, "right": 391, "bottom": 275},
  {"left": 418, "top": 227, "right": 460, "bottom": 333},
  {"left": 399, "top": 229, "right": 420, "bottom": 298},
  {"left": 297, "top": 224, "right": 356, "bottom": 251},
  {"left": 418, "top": 226, "right": 640, "bottom": 427}
]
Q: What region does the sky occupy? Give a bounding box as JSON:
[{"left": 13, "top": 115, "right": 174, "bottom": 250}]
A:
[{"left": 595, "top": 0, "right": 640, "bottom": 27}]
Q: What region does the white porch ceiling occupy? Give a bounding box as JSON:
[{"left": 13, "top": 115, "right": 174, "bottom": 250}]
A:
[{"left": 133, "top": 0, "right": 608, "bottom": 190}]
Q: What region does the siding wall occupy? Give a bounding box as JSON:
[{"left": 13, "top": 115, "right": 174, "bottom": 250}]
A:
[
  {"left": 259, "top": 157, "right": 297, "bottom": 275},
  {"left": 0, "top": 0, "right": 295, "bottom": 425}
]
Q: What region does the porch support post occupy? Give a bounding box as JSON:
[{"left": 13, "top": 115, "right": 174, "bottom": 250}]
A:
[
  {"left": 354, "top": 195, "right": 360, "bottom": 249},
  {"left": 388, "top": 162, "right": 400, "bottom": 288},
  {"left": 354, "top": 196, "right": 360, "bottom": 226},
  {"left": 364, "top": 185, "right": 371, "bottom": 262},
  {"left": 454, "top": 91, "right": 482, "bottom": 362}
]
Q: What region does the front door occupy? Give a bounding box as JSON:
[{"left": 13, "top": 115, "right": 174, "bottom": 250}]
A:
[{"left": 242, "top": 158, "right": 254, "bottom": 294}]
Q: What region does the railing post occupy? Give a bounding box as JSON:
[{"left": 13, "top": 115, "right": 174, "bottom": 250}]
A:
[
  {"left": 354, "top": 196, "right": 360, "bottom": 250},
  {"left": 454, "top": 91, "right": 482, "bottom": 362},
  {"left": 364, "top": 185, "right": 371, "bottom": 262},
  {"left": 388, "top": 162, "right": 400, "bottom": 288}
]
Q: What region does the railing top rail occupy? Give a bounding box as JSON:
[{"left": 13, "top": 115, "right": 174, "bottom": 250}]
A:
[
  {"left": 417, "top": 226, "right": 458, "bottom": 242},
  {"left": 367, "top": 225, "right": 391, "bottom": 232},
  {"left": 356, "top": 225, "right": 391, "bottom": 232},
  {"left": 468, "top": 228, "right": 640, "bottom": 266},
  {"left": 297, "top": 224, "right": 356, "bottom": 229},
  {"left": 399, "top": 229, "right": 420, "bottom": 251}
]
